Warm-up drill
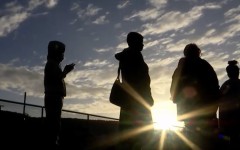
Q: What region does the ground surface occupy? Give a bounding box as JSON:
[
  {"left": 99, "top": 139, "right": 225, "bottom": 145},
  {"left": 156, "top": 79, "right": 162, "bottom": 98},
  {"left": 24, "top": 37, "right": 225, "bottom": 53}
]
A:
[{"left": 0, "top": 111, "right": 230, "bottom": 150}]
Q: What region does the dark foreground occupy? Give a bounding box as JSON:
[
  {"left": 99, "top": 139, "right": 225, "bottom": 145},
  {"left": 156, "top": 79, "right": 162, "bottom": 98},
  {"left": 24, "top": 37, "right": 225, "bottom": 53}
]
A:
[{"left": 0, "top": 111, "right": 232, "bottom": 150}]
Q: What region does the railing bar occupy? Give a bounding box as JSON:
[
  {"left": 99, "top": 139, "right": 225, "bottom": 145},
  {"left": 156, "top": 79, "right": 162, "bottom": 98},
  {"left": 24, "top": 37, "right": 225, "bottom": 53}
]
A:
[
  {"left": 62, "top": 109, "right": 119, "bottom": 120},
  {"left": 0, "top": 98, "right": 119, "bottom": 121},
  {"left": 0, "top": 99, "right": 41, "bottom": 108}
]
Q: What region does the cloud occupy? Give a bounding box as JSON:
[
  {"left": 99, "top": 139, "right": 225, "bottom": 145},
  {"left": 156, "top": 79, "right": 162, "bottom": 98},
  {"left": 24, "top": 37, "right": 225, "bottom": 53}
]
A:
[
  {"left": 197, "top": 20, "right": 240, "bottom": 46},
  {"left": 92, "top": 15, "right": 109, "bottom": 24},
  {"left": 141, "top": 3, "right": 221, "bottom": 36},
  {"left": 27, "top": 0, "right": 59, "bottom": 10},
  {"left": 63, "top": 61, "right": 117, "bottom": 102},
  {"left": 45, "top": 0, "right": 58, "bottom": 8},
  {"left": 116, "top": 42, "right": 128, "bottom": 51},
  {"left": 122, "top": 0, "right": 168, "bottom": 22},
  {"left": 124, "top": 8, "right": 163, "bottom": 21},
  {"left": 165, "top": 39, "right": 191, "bottom": 52},
  {"left": 0, "top": 0, "right": 59, "bottom": 37},
  {"left": 0, "top": 63, "right": 44, "bottom": 97},
  {"left": 31, "top": 12, "right": 49, "bottom": 17},
  {"left": 85, "top": 4, "right": 102, "bottom": 16},
  {"left": 73, "top": 3, "right": 102, "bottom": 19},
  {"left": 224, "top": 5, "right": 240, "bottom": 23},
  {"left": 184, "top": 29, "right": 196, "bottom": 35},
  {"left": 170, "top": 4, "right": 240, "bottom": 49},
  {"left": 144, "top": 40, "right": 161, "bottom": 49},
  {"left": 27, "top": 0, "right": 45, "bottom": 11},
  {"left": 70, "top": 2, "right": 79, "bottom": 11},
  {"left": 200, "top": 51, "right": 230, "bottom": 85},
  {"left": 83, "top": 59, "right": 110, "bottom": 67},
  {"left": 117, "top": 1, "right": 130, "bottom": 9},
  {"left": 95, "top": 47, "right": 113, "bottom": 53},
  {"left": 148, "top": 0, "right": 167, "bottom": 9},
  {"left": 0, "top": 58, "right": 117, "bottom": 111},
  {"left": 147, "top": 58, "right": 175, "bottom": 100},
  {"left": 0, "top": 13, "right": 28, "bottom": 37},
  {"left": 70, "top": 3, "right": 109, "bottom": 25},
  {"left": 54, "top": 68, "right": 117, "bottom": 117}
]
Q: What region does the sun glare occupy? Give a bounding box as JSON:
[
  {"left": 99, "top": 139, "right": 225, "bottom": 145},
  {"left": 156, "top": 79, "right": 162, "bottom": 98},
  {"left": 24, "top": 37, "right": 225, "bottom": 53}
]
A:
[{"left": 151, "top": 102, "right": 184, "bottom": 130}]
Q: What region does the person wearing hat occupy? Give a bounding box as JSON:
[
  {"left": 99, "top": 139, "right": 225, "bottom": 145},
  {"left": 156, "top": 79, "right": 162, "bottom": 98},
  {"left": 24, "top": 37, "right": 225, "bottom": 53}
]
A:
[{"left": 44, "top": 40, "right": 75, "bottom": 147}]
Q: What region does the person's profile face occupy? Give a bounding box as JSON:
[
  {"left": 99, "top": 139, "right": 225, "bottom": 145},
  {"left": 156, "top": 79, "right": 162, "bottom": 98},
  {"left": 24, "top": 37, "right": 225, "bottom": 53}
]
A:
[
  {"left": 56, "top": 53, "right": 64, "bottom": 62},
  {"left": 136, "top": 39, "right": 144, "bottom": 51},
  {"left": 139, "top": 39, "right": 144, "bottom": 51},
  {"left": 60, "top": 53, "right": 64, "bottom": 61},
  {"left": 130, "top": 38, "right": 144, "bottom": 51}
]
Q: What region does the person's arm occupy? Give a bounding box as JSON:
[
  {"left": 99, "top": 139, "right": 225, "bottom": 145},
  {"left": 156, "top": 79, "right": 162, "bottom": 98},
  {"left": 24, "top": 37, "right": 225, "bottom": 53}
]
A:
[
  {"left": 170, "top": 59, "right": 185, "bottom": 103},
  {"left": 62, "top": 63, "right": 75, "bottom": 78},
  {"left": 170, "top": 68, "right": 180, "bottom": 103}
]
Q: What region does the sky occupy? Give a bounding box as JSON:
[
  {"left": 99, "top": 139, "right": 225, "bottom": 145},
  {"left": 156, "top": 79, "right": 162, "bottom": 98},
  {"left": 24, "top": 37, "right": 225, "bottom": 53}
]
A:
[{"left": 0, "top": 0, "right": 240, "bottom": 124}]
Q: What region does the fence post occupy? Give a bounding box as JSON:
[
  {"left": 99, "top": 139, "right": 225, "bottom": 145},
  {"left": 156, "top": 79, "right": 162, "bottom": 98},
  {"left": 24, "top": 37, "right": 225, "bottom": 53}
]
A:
[
  {"left": 23, "top": 92, "right": 26, "bottom": 120},
  {"left": 41, "top": 106, "right": 44, "bottom": 118}
]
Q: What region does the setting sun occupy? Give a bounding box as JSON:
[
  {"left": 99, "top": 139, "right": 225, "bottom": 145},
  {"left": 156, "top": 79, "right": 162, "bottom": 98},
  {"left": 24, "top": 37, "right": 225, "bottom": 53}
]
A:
[{"left": 151, "top": 101, "right": 184, "bottom": 130}]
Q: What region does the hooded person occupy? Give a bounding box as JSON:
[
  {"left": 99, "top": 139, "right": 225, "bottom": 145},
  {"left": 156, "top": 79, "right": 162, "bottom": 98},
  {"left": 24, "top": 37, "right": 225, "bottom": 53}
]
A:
[
  {"left": 115, "top": 32, "right": 154, "bottom": 149},
  {"left": 171, "top": 43, "right": 220, "bottom": 125},
  {"left": 44, "top": 40, "right": 75, "bottom": 147},
  {"left": 170, "top": 43, "right": 220, "bottom": 149}
]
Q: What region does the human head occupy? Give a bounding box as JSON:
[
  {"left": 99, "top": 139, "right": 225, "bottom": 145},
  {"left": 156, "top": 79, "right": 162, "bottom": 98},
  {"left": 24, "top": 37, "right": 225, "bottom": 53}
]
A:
[
  {"left": 226, "top": 60, "right": 239, "bottom": 79},
  {"left": 47, "top": 41, "right": 65, "bottom": 62},
  {"left": 127, "top": 32, "right": 144, "bottom": 51},
  {"left": 183, "top": 43, "right": 201, "bottom": 58}
]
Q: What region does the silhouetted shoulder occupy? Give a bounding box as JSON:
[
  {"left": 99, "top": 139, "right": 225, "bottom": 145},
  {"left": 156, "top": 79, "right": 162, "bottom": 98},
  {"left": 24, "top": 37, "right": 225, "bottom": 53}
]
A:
[
  {"left": 115, "top": 52, "right": 122, "bottom": 61},
  {"left": 200, "top": 59, "right": 215, "bottom": 70},
  {"left": 115, "top": 48, "right": 128, "bottom": 61},
  {"left": 201, "top": 59, "right": 211, "bottom": 64}
]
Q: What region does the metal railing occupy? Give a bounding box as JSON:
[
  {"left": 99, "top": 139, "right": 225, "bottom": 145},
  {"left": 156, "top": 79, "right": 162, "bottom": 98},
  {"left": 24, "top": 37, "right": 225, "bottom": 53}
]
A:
[{"left": 0, "top": 98, "right": 119, "bottom": 121}]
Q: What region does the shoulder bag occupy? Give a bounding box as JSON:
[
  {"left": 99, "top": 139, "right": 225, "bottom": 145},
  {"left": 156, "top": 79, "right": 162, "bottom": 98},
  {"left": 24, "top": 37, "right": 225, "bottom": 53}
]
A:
[{"left": 109, "top": 65, "right": 131, "bottom": 108}]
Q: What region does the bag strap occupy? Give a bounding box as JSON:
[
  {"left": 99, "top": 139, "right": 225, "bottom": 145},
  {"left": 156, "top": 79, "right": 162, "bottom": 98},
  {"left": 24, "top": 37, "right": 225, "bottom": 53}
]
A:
[
  {"left": 117, "top": 66, "right": 120, "bottom": 80},
  {"left": 117, "top": 67, "right": 120, "bottom": 80}
]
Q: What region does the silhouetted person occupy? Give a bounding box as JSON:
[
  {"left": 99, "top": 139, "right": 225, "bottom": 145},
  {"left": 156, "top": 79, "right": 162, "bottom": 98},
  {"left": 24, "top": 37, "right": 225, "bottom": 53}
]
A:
[
  {"left": 115, "top": 32, "right": 154, "bottom": 150},
  {"left": 170, "top": 43, "right": 220, "bottom": 148},
  {"left": 44, "top": 41, "right": 75, "bottom": 148},
  {"left": 219, "top": 60, "right": 240, "bottom": 149}
]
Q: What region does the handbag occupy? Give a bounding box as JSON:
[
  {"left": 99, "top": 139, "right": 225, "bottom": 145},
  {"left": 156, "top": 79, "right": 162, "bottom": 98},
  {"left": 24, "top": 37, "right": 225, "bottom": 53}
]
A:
[{"left": 109, "top": 65, "right": 131, "bottom": 108}]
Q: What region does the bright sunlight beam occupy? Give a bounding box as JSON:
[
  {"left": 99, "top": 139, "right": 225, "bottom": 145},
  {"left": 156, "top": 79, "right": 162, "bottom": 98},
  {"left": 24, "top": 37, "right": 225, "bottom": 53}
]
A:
[{"left": 152, "top": 101, "right": 184, "bottom": 130}]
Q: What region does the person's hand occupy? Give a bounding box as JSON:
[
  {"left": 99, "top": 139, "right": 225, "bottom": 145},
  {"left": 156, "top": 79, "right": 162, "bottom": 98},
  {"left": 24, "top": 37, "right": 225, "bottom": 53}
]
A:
[{"left": 64, "top": 63, "right": 75, "bottom": 74}]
